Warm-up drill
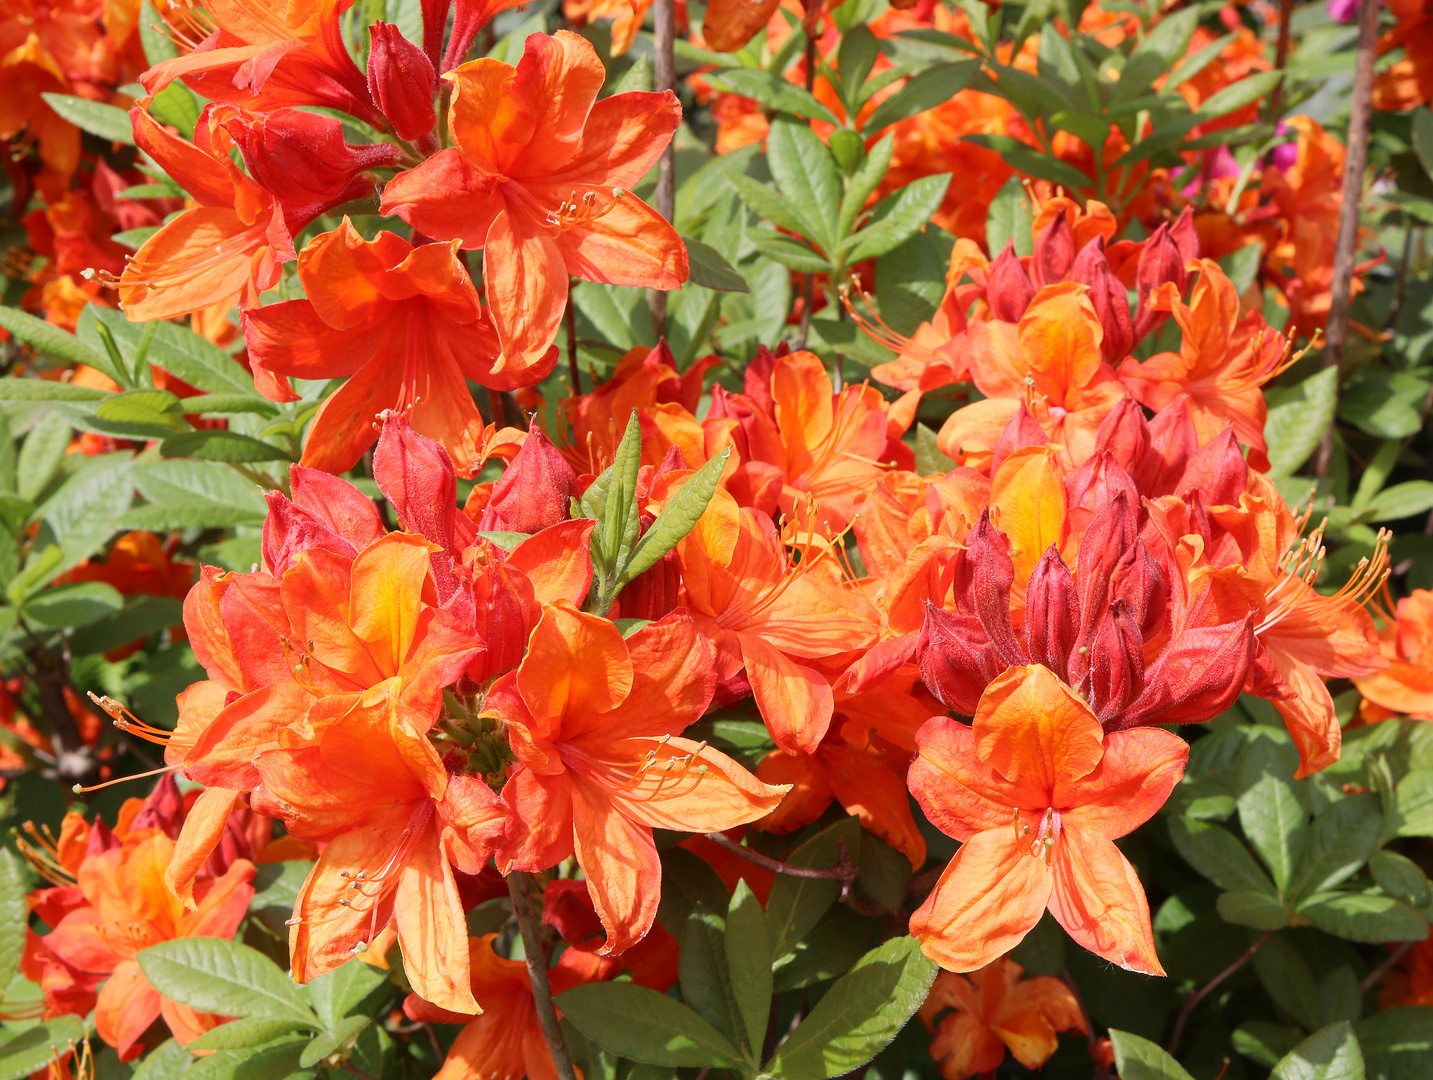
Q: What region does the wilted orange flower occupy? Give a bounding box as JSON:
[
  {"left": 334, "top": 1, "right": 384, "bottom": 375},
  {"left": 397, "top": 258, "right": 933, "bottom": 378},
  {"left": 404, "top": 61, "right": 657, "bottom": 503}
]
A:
[
  {"left": 1356, "top": 589, "right": 1433, "bottom": 721},
  {"left": 490, "top": 601, "right": 788, "bottom": 953},
  {"left": 382, "top": 31, "right": 687, "bottom": 369},
  {"left": 919, "top": 959, "right": 1086, "bottom": 1079},
  {"left": 908, "top": 664, "right": 1188, "bottom": 975},
  {"left": 243, "top": 220, "right": 552, "bottom": 475}
]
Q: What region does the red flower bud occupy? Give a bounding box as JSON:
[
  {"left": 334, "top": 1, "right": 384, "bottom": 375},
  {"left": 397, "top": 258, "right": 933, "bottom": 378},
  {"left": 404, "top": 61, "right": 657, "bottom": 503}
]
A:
[
  {"left": 368, "top": 22, "right": 438, "bottom": 143},
  {"left": 1131, "top": 222, "right": 1186, "bottom": 342},
  {"left": 467, "top": 556, "right": 537, "bottom": 684},
  {"left": 1084, "top": 600, "right": 1145, "bottom": 722},
  {"left": 986, "top": 241, "right": 1036, "bottom": 321},
  {"left": 957, "top": 512, "right": 1026, "bottom": 669},
  {"left": 917, "top": 603, "right": 1003, "bottom": 716},
  {"left": 1070, "top": 237, "right": 1134, "bottom": 363},
  {"left": 990, "top": 402, "right": 1048, "bottom": 475},
  {"left": 1176, "top": 427, "right": 1248, "bottom": 509},
  {"left": 1145, "top": 398, "right": 1198, "bottom": 496},
  {"left": 1032, "top": 214, "right": 1075, "bottom": 288},
  {"left": 1091, "top": 398, "right": 1152, "bottom": 482},
  {"left": 478, "top": 424, "right": 578, "bottom": 535},
  {"left": 1024, "top": 544, "right": 1079, "bottom": 683},
  {"left": 1111, "top": 540, "right": 1168, "bottom": 641},
  {"left": 1117, "top": 617, "right": 1254, "bottom": 730}
]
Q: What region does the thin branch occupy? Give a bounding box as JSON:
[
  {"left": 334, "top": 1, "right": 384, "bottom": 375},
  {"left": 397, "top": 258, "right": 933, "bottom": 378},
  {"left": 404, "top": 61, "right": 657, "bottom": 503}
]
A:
[
  {"left": 1362, "top": 940, "right": 1416, "bottom": 993},
  {"left": 1266, "top": 0, "right": 1295, "bottom": 120},
  {"left": 507, "top": 871, "right": 579, "bottom": 1080},
  {"left": 648, "top": 0, "right": 677, "bottom": 340},
  {"left": 1167, "top": 931, "right": 1274, "bottom": 1055},
  {"left": 340, "top": 1062, "right": 379, "bottom": 1080},
  {"left": 565, "top": 296, "right": 580, "bottom": 396},
  {"left": 1314, "top": 0, "right": 1381, "bottom": 476},
  {"left": 703, "top": 831, "right": 858, "bottom": 895}
]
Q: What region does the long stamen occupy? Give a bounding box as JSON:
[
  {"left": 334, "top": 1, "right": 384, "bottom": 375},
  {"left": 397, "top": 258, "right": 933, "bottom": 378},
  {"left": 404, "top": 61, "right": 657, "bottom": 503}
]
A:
[
  {"left": 543, "top": 188, "right": 626, "bottom": 235},
  {"left": 72, "top": 762, "right": 181, "bottom": 795}
]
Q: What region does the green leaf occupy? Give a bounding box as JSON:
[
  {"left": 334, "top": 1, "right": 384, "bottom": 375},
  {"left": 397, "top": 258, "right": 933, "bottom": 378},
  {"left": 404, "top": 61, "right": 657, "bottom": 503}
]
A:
[
  {"left": 95, "top": 388, "right": 186, "bottom": 431},
  {"left": 1370, "top": 850, "right": 1432, "bottom": 908},
  {"left": 178, "top": 1037, "right": 308, "bottom": 1080},
  {"left": 1235, "top": 1022, "right": 1307, "bottom": 1069},
  {"left": 725, "top": 880, "right": 772, "bottom": 1054},
  {"left": 0, "top": 378, "right": 108, "bottom": 402},
  {"left": 35, "top": 452, "right": 136, "bottom": 571},
  {"left": 16, "top": 411, "right": 73, "bottom": 501},
  {"left": 1255, "top": 934, "right": 1324, "bottom": 1031},
  {"left": 863, "top": 60, "right": 980, "bottom": 132},
  {"left": 185, "top": 1018, "right": 314, "bottom": 1052},
  {"left": 1287, "top": 794, "right": 1382, "bottom": 904},
  {"left": 93, "top": 314, "right": 259, "bottom": 398},
  {"left": 768, "top": 936, "right": 937, "bottom": 1078},
  {"left": 1108, "top": 1029, "right": 1197, "bottom": 1080},
  {"left": 915, "top": 422, "right": 958, "bottom": 476},
  {"left": 708, "top": 69, "right": 842, "bottom": 126},
  {"left": 306, "top": 957, "right": 388, "bottom": 1030},
  {"left": 681, "top": 907, "right": 745, "bottom": 1050},
  {"left": 130, "top": 1039, "right": 192, "bottom": 1080},
  {"left": 1218, "top": 243, "right": 1263, "bottom": 297},
  {"left": 1394, "top": 769, "right": 1433, "bottom": 836},
  {"left": 137, "top": 938, "right": 321, "bottom": 1025},
  {"left": 836, "top": 24, "right": 879, "bottom": 108},
  {"left": 684, "top": 238, "right": 750, "bottom": 292},
  {"left": 251, "top": 860, "right": 313, "bottom": 914},
  {"left": 148, "top": 81, "right": 202, "bottom": 137},
  {"left": 964, "top": 133, "right": 1094, "bottom": 190},
  {"left": 767, "top": 114, "right": 842, "bottom": 252},
  {"left": 123, "top": 459, "right": 267, "bottom": 530},
  {"left": 620, "top": 448, "right": 729, "bottom": 588},
  {"left": 556, "top": 982, "right": 742, "bottom": 1068},
  {"left": 1357, "top": 1007, "right": 1433, "bottom": 1080},
  {"left": 1365, "top": 481, "right": 1433, "bottom": 523},
  {"left": 729, "top": 174, "right": 811, "bottom": 237},
  {"left": 160, "top": 430, "right": 292, "bottom": 463},
  {"left": 1168, "top": 816, "right": 1279, "bottom": 896},
  {"left": 21, "top": 580, "right": 124, "bottom": 627},
  {"left": 656, "top": 848, "right": 732, "bottom": 939},
  {"left": 579, "top": 409, "right": 642, "bottom": 609},
  {"left": 844, "top": 174, "right": 951, "bottom": 263},
  {"left": 839, "top": 134, "right": 895, "bottom": 238},
  {"left": 39, "top": 93, "right": 134, "bottom": 143},
  {"left": 1271, "top": 1021, "right": 1365, "bottom": 1080},
  {"left": 0, "top": 307, "right": 106, "bottom": 371},
  {"left": 180, "top": 394, "right": 281, "bottom": 417},
  {"left": 1216, "top": 890, "right": 1288, "bottom": 930},
  {"left": 1413, "top": 107, "right": 1433, "bottom": 179},
  {"left": 1112, "top": 8, "right": 1198, "bottom": 105},
  {"left": 299, "top": 1015, "right": 370, "bottom": 1068},
  {"left": 1264, "top": 366, "right": 1339, "bottom": 477},
  {"left": 0, "top": 850, "right": 28, "bottom": 989},
  {"left": 476, "top": 531, "right": 529, "bottom": 552},
  {"left": 772, "top": 911, "right": 871, "bottom": 992},
  {"left": 755, "top": 233, "right": 831, "bottom": 273},
  {"left": 1197, "top": 70, "right": 1284, "bottom": 121},
  {"left": 1298, "top": 892, "right": 1429, "bottom": 943},
  {"left": 0, "top": 1017, "right": 86, "bottom": 1080},
  {"left": 768, "top": 816, "right": 862, "bottom": 958},
  {"left": 140, "top": 0, "right": 178, "bottom": 62}
]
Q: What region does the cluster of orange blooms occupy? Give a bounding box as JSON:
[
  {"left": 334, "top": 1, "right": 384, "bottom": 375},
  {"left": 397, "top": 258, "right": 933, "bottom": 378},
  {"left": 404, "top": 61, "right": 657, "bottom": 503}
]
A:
[{"left": 2, "top": 0, "right": 1430, "bottom": 1077}]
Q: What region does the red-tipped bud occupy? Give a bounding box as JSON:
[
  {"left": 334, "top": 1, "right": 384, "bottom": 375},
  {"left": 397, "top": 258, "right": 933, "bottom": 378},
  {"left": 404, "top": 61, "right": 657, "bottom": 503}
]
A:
[
  {"left": 1032, "top": 214, "right": 1076, "bottom": 288},
  {"left": 263, "top": 490, "right": 358, "bottom": 576},
  {"left": 478, "top": 424, "right": 578, "bottom": 535},
  {"left": 1091, "top": 398, "right": 1153, "bottom": 482},
  {"left": 917, "top": 603, "right": 1002, "bottom": 716},
  {"left": 1073, "top": 489, "right": 1138, "bottom": 648},
  {"left": 1117, "top": 618, "right": 1254, "bottom": 730},
  {"left": 368, "top": 23, "right": 438, "bottom": 143},
  {"left": 986, "top": 241, "right": 1036, "bottom": 322},
  {"left": 1064, "top": 451, "right": 1138, "bottom": 542},
  {"left": 1111, "top": 540, "right": 1168, "bottom": 641},
  {"left": 217, "top": 107, "right": 397, "bottom": 229},
  {"left": 290, "top": 465, "right": 386, "bottom": 548},
  {"left": 374, "top": 412, "right": 460, "bottom": 556},
  {"left": 1084, "top": 600, "right": 1145, "bottom": 723},
  {"left": 1169, "top": 206, "right": 1199, "bottom": 262},
  {"left": 1177, "top": 427, "right": 1249, "bottom": 509},
  {"left": 1132, "top": 223, "right": 1186, "bottom": 342},
  {"left": 129, "top": 773, "right": 186, "bottom": 840},
  {"left": 1070, "top": 237, "right": 1134, "bottom": 363},
  {"left": 958, "top": 511, "right": 1026, "bottom": 668},
  {"left": 990, "top": 403, "right": 1048, "bottom": 475},
  {"left": 1144, "top": 398, "right": 1198, "bottom": 496},
  {"left": 1024, "top": 545, "right": 1079, "bottom": 683}
]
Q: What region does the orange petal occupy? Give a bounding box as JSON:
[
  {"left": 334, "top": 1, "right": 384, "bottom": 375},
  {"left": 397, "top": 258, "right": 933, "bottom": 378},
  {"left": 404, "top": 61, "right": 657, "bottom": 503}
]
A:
[
  {"left": 516, "top": 601, "right": 633, "bottom": 741},
  {"left": 395, "top": 821, "right": 478, "bottom": 1014},
  {"left": 1048, "top": 825, "right": 1163, "bottom": 975},
  {"left": 595, "top": 736, "right": 788, "bottom": 833},
  {"left": 95, "top": 958, "right": 163, "bottom": 1061},
  {"left": 1062, "top": 728, "right": 1188, "bottom": 839},
  {"left": 166, "top": 787, "right": 243, "bottom": 909},
  {"left": 971, "top": 665, "right": 1104, "bottom": 806},
  {"left": 570, "top": 774, "right": 661, "bottom": 956},
  {"left": 737, "top": 631, "right": 833, "bottom": 755}
]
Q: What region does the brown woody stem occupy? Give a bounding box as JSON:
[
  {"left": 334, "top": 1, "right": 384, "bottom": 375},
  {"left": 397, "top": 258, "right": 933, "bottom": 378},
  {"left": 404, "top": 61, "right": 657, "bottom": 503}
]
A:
[
  {"left": 507, "top": 871, "right": 579, "bottom": 1080},
  {"left": 648, "top": 0, "right": 677, "bottom": 340},
  {"left": 1361, "top": 940, "right": 1416, "bottom": 993},
  {"left": 703, "top": 831, "right": 858, "bottom": 895},
  {"left": 1167, "top": 930, "right": 1273, "bottom": 1055}
]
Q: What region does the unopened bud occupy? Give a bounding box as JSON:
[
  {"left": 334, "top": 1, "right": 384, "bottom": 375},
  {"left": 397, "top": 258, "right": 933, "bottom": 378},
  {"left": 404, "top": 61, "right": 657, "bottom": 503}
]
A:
[{"left": 368, "top": 22, "right": 437, "bottom": 143}]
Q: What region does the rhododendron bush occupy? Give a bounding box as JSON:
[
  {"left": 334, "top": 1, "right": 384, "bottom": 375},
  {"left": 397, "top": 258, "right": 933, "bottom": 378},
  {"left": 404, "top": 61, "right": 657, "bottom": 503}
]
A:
[{"left": 2, "top": 0, "right": 1433, "bottom": 1078}]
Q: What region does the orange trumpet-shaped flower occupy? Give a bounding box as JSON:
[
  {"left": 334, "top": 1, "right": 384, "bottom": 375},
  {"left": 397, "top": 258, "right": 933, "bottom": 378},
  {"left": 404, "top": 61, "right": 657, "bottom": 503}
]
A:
[
  {"left": 244, "top": 220, "right": 552, "bottom": 475},
  {"left": 139, "top": 0, "right": 379, "bottom": 123},
  {"left": 908, "top": 664, "right": 1187, "bottom": 975},
  {"left": 678, "top": 488, "right": 879, "bottom": 755},
  {"left": 489, "top": 602, "right": 788, "bottom": 954},
  {"left": 1356, "top": 589, "right": 1433, "bottom": 721},
  {"left": 381, "top": 31, "right": 687, "bottom": 368},
  {"left": 919, "top": 959, "right": 1086, "bottom": 1080},
  {"left": 115, "top": 104, "right": 294, "bottom": 321}
]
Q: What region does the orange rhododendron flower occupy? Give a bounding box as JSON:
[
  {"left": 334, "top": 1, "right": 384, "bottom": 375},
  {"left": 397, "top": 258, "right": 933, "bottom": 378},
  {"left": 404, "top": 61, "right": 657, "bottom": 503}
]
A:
[
  {"left": 919, "top": 959, "right": 1085, "bottom": 1079},
  {"left": 679, "top": 488, "right": 879, "bottom": 755},
  {"left": 243, "top": 219, "right": 553, "bottom": 475},
  {"left": 489, "top": 601, "right": 788, "bottom": 953},
  {"left": 1356, "top": 589, "right": 1433, "bottom": 721},
  {"left": 908, "top": 664, "right": 1188, "bottom": 974},
  {"left": 382, "top": 31, "right": 687, "bottom": 368}
]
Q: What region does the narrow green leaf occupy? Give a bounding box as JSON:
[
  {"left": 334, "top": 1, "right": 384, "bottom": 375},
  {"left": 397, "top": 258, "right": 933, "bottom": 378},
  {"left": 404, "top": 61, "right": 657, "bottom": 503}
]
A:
[
  {"left": 160, "top": 430, "right": 292, "bottom": 463},
  {"left": 1264, "top": 366, "right": 1339, "bottom": 477},
  {"left": 863, "top": 60, "right": 980, "bottom": 133},
  {"left": 755, "top": 233, "right": 831, "bottom": 273},
  {"left": 772, "top": 911, "right": 871, "bottom": 992},
  {"left": 21, "top": 581, "right": 124, "bottom": 627},
  {"left": 684, "top": 238, "right": 750, "bottom": 292},
  {"left": 768, "top": 817, "right": 862, "bottom": 958},
  {"left": 845, "top": 174, "right": 951, "bottom": 263},
  {"left": 681, "top": 908, "right": 745, "bottom": 1049},
  {"left": 708, "top": 69, "right": 842, "bottom": 126},
  {"left": 1216, "top": 890, "right": 1288, "bottom": 930},
  {"left": 729, "top": 173, "right": 812, "bottom": 236},
  {"left": 1270, "top": 1021, "right": 1365, "bottom": 1080},
  {"left": 1168, "top": 816, "right": 1279, "bottom": 896},
  {"left": 621, "top": 447, "right": 730, "bottom": 585},
  {"left": 178, "top": 1037, "right": 308, "bottom": 1080},
  {"left": 1255, "top": 935, "right": 1324, "bottom": 1031},
  {"left": 1112, "top": 8, "right": 1198, "bottom": 105},
  {"left": 95, "top": 388, "right": 186, "bottom": 431},
  {"left": 0, "top": 850, "right": 27, "bottom": 989},
  {"left": 556, "top": 982, "right": 742, "bottom": 1068},
  {"left": 0, "top": 1017, "right": 86, "bottom": 1080},
  {"left": 1297, "top": 892, "right": 1429, "bottom": 943},
  {"left": 1369, "top": 850, "right": 1432, "bottom": 908},
  {"left": 39, "top": 93, "right": 134, "bottom": 143},
  {"left": 1287, "top": 794, "right": 1382, "bottom": 905},
  {"left": 1197, "top": 70, "right": 1284, "bottom": 121},
  {"left": 1413, "top": 107, "right": 1433, "bottom": 179},
  {"left": 306, "top": 957, "right": 389, "bottom": 1029},
  {"left": 1109, "top": 1029, "right": 1197, "bottom": 1080},
  {"left": 839, "top": 134, "right": 895, "bottom": 238},
  {"left": 767, "top": 114, "right": 842, "bottom": 252},
  {"left": 1366, "top": 481, "right": 1433, "bottom": 523},
  {"left": 299, "top": 1014, "right": 370, "bottom": 1068},
  {"left": 725, "top": 880, "right": 773, "bottom": 1053},
  {"left": 16, "top": 411, "right": 72, "bottom": 502},
  {"left": 767, "top": 936, "right": 936, "bottom": 1078},
  {"left": 986, "top": 175, "right": 1035, "bottom": 257},
  {"left": 0, "top": 307, "right": 106, "bottom": 371},
  {"left": 185, "top": 1017, "right": 313, "bottom": 1052},
  {"left": 137, "top": 938, "right": 321, "bottom": 1025},
  {"left": 130, "top": 1039, "right": 192, "bottom": 1080},
  {"left": 1237, "top": 772, "right": 1308, "bottom": 895}
]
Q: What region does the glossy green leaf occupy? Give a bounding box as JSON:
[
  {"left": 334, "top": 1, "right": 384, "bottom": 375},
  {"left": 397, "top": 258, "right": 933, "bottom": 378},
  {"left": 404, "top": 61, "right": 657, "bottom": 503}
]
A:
[
  {"left": 185, "top": 1018, "right": 314, "bottom": 1052},
  {"left": 0, "top": 306, "right": 106, "bottom": 371},
  {"left": 1287, "top": 794, "right": 1382, "bottom": 904},
  {"left": 1271, "top": 1021, "right": 1365, "bottom": 1080},
  {"left": 1216, "top": 890, "right": 1288, "bottom": 930},
  {"left": 621, "top": 447, "right": 730, "bottom": 585},
  {"left": 0, "top": 850, "right": 27, "bottom": 990},
  {"left": 844, "top": 174, "right": 951, "bottom": 263},
  {"left": 684, "top": 238, "right": 750, "bottom": 292},
  {"left": 40, "top": 93, "right": 134, "bottom": 142},
  {"left": 725, "top": 880, "right": 773, "bottom": 1053},
  {"left": 556, "top": 982, "right": 742, "bottom": 1068},
  {"left": 21, "top": 580, "right": 124, "bottom": 627},
  {"left": 729, "top": 174, "right": 811, "bottom": 237},
  {"left": 160, "top": 430, "right": 292, "bottom": 463},
  {"left": 0, "top": 1017, "right": 87, "bottom": 1080},
  {"left": 1357, "top": 1007, "right": 1433, "bottom": 1080},
  {"left": 681, "top": 907, "right": 745, "bottom": 1049},
  {"left": 1264, "top": 367, "right": 1339, "bottom": 477},
  {"left": 1297, "top": 892, "right": 1429, "bottom": 943},
  {"left": 1112, "top": 8, "right": 1198, "bottom": 105},
  {"left": 863, "top": 60, "right": 980, "bottom": 132},
  {"left": 1369, "top": 850, "right": 1432, "bottom": 908},
  {"left": 767, "top": 114, "right": 842, "bottom": 252},
  {"left": 1168, "top": 816, "right": 1279, "bottom": 896},
  {"left": 1109, "top": 1029, "right": 1197, "bottom": 1080},
  {"left": 299, "top": 1015, "right": 370, "bottom": 1068},
  {"left": 768, "top": 817, "right": 862, "bottom": 958},
  {"left": 137, "top": 938, "right": 321, "bottom": 1025},
  {"left": 708, "top": 69, "right": 842, "bottom": 126}
]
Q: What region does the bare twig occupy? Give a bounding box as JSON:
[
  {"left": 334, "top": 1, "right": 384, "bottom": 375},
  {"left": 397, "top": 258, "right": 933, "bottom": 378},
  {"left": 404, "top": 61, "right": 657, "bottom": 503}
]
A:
[
  {"left": 507, "top": 871, "right": 579, "bottom": 1080},
  {"left": 648, "top": 0, "right": 677, "bottom": 339},
  {"left": 1361, "top": 940, "right": 1417, "bottom": 993},
  {"left": 565, "top": 297, "right": 580, "bottom": 395},
  {"left": 1314, "top": 0, "right": 1381, "bottom": 475},
  {"left": 1266, "top": 0, "right": 1294, "bottom": 120},
  {"left": 340, "top": 1062, "right": 379, "bottom": 1080},
  {"left": 1167, "top": 931, "right": 1274, "bottom": 1055},
  {"left": 703, "top": 831, "right": 858, "bottom": 896}
]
